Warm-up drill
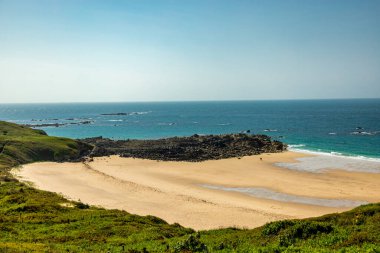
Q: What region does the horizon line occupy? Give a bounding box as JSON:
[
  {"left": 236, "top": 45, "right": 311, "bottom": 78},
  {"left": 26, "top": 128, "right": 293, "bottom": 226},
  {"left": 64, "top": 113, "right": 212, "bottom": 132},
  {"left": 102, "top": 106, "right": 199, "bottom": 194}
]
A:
[{"left": 1, "top": 97, "right": 380, "bottom": 105}]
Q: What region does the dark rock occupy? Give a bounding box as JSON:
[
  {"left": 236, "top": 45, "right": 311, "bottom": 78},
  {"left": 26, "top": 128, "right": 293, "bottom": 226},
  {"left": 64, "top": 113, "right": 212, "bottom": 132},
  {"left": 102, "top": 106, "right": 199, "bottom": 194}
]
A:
[
  {"left": 23, "top": 120, "right": 93, "bottom": 128},
  {"left": 23, "top": 123, "right": 65, "bottom": 127},
  {"left": 80, "top": 134, "right": 287, "bottom": 162}
]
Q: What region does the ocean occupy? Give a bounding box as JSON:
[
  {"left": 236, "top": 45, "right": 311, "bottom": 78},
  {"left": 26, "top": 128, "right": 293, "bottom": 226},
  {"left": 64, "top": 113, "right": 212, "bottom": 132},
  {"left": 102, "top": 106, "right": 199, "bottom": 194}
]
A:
[{"left": 1, "top": 99, "right": 380, "bottom": 161}]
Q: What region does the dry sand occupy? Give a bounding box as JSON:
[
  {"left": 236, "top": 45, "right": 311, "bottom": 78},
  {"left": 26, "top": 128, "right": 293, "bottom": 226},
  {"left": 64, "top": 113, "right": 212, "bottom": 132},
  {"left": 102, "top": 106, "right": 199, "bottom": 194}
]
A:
[{"left": 12, "top": 151, "right": 380, "bottom": 230}]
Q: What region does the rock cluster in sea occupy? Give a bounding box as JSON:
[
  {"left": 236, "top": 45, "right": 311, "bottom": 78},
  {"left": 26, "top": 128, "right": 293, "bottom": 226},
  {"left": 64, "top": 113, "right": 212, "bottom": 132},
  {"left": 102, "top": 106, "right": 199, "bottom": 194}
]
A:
[
  {"left": 80, "top": 133, "right": 286, "bottom": 162},
  {"left": 23, "top": 120, "right": 93, "bottom": 128}
]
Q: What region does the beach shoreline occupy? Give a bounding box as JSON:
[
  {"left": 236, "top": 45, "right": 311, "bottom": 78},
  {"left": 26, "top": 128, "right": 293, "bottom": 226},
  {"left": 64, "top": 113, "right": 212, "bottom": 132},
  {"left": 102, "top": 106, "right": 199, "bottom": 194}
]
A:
[{"left": 12, "top": 151, "right": 380, "bottom": 230}]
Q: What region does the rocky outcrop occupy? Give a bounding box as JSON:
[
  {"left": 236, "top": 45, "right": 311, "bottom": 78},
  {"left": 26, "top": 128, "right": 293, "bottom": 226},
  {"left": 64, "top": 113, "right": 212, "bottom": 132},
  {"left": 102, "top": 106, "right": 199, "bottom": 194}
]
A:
[
  {"left": 81, "top": 133, "right": 286, "bottom": 162},
  {"left": 23, "top": 121, "right": 93, "bottom": 128}
]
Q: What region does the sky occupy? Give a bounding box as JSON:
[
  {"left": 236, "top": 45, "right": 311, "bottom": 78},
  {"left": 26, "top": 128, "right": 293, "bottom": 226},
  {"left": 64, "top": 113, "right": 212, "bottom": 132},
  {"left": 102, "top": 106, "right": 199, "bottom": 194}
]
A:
[{"left": 0, "top": 0, "right": 379, "bottom": 103}]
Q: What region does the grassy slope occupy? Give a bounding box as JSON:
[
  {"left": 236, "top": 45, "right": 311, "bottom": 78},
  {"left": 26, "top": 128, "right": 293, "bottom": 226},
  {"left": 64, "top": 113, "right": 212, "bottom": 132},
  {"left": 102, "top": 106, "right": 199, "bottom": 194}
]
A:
[
  {"left": 0, "top": 121, "right": 379, "bottom": 252},
  {"left": 0, "top": 121, "right": 91, "bottom": 170}
]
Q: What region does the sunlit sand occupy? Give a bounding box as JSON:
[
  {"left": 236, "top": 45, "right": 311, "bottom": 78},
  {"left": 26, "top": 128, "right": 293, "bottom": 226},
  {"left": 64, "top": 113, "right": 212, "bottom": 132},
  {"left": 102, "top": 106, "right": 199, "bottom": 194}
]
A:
[{"left": 13, "top": 152, "right": 380, "bottom": 230}]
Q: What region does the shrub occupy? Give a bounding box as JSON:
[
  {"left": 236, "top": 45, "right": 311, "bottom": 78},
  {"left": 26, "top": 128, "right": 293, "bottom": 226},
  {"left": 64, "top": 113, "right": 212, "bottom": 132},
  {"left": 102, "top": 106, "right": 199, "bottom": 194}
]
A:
[
  {"left": 262, "top": 220, "right": 294, "bottom": 236},
  {"left": 278, "top": 221, "right": 333, "bottom": 247},
  {"left": 75, "top": 202, "right": 90, "bottom": 209},
  {"left": 173, "top": 233, "right": 208, "bottom": 252}
]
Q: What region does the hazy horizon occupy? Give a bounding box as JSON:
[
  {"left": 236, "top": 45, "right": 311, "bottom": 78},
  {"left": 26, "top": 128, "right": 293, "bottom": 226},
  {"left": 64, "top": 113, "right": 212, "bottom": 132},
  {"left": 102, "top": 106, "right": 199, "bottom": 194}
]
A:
[
  {"left": 1, "top": 97, "right": 380, "bottom": 105},
  {"left": 1, "top": 0, "right": 380, "bottom": 103}
]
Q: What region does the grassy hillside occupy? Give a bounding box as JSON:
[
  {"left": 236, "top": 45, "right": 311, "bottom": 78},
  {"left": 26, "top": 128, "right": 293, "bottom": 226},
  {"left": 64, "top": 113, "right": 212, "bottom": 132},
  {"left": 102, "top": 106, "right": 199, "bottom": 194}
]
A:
[
  {"left": 0, "top": 121, "right": 379, "bottom": 252},
  {"left": 1, "top": 179, "right": 379, "bottom": 252},
  {"left": 0, "top": 121, "right": 91, "bottom": 170}
]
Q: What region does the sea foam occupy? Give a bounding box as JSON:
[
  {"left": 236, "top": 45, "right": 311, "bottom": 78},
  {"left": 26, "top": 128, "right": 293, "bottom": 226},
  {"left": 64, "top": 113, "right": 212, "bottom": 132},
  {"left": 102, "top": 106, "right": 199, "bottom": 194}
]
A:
[{"left": 278, "top": 147, "right": 380, "bottom": 173}]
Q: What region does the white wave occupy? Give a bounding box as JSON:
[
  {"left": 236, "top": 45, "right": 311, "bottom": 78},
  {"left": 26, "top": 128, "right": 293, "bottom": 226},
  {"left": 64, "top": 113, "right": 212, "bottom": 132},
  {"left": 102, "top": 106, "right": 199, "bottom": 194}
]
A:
[
  {"left": 263, "top": 129, "right": 278, "bottom": 132},
  {"left": 108, "top": 119, "right": 123, "bottom": 122},
  {"left": 158, "top": 122, "right": 176, "bottom": 126},
  {"left": 129, "top": 111, "right": 152, "bottom": 115},
  {"left": 288, "top": 147, "right": 380, "bottom": 162},
  {"left": 288, "top": 144, "right": 306, "bottom": 148},
  {"left": 278, "top": 148, "right": 380, "bottom": 173},
  {"left": 351, "top": 131, "right": 373, "bottom": 136},
  {"left": 217, "top": 123, "right": 231, "bottom": 126}
]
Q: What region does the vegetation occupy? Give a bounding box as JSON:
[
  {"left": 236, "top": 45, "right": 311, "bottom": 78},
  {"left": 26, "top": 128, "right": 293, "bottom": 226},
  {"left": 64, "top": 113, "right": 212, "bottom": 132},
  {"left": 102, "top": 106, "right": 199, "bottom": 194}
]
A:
[
  {"left": 0, "top": 121, "right": 91, "bottom": 170},
  {"left": 0, "top": 121, "right": 379, "bottom": 252}
]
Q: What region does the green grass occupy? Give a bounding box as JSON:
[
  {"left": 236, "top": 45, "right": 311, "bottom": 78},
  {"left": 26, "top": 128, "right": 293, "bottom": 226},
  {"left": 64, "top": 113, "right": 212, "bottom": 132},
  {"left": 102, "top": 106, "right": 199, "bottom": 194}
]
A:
[
  {"left": 0, "top": 121, "right": 91, "bottom": 170},
  {"left": 0, "top": 121, "right": 379, "bottom": 252},
  {"left": 0, "top": 180, "right": 193, "bottom": 252}
]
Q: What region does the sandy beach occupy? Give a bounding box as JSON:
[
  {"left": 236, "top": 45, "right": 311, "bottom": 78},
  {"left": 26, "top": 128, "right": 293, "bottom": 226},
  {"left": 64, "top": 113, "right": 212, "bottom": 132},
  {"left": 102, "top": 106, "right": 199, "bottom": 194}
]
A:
[{"left": 13, "top": 151, "right": 380, "bottom": 230}]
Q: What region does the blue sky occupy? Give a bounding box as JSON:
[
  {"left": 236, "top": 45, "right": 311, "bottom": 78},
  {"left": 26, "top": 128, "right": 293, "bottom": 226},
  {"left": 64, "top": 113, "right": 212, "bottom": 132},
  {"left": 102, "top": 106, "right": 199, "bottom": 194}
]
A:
[{"left": 0, "top": 0, "right": 379, "bottom": 102}]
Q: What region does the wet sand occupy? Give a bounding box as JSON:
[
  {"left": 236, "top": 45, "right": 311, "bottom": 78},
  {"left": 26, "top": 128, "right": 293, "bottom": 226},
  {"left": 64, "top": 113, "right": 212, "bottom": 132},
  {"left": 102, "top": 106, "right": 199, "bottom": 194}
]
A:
[{"left": 12, "top": 152, "right": 380, "bottom": 230}]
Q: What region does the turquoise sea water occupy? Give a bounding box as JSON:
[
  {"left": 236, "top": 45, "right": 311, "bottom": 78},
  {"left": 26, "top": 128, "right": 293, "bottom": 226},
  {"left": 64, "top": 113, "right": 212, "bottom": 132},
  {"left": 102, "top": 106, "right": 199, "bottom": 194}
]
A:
[{"left": 1, "top": 99, "right": 380, "bottom": 159}]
